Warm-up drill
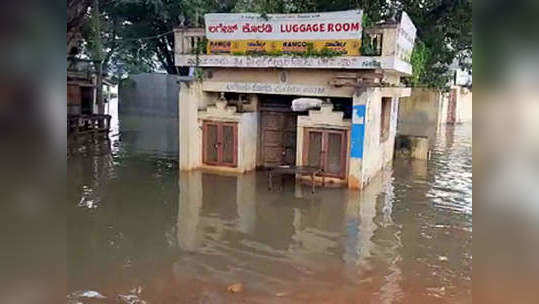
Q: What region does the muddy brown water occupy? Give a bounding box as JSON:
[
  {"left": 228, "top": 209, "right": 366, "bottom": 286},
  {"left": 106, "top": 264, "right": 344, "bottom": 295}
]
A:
[{"left": 67, "top": 102, "right": 471, "bottom": 304}]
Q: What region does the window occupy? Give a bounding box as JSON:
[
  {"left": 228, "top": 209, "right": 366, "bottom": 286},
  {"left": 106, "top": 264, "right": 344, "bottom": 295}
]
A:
[{"left": 380, "top": 98, "right": 392, "bottom": 142}]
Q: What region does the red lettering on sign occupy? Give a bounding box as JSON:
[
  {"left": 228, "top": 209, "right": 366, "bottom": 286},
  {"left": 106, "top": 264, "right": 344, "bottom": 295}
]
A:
[{"left": 328, "top": 23, "right": 334, "bottom": 32}]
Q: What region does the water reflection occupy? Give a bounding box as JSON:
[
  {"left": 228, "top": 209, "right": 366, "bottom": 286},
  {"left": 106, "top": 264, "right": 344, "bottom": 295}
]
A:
[
  {"left": 173, "top": 148, "right": 471, "bottom": 302},
  {"left": 67, "top": 100, "right": 471, "bottom": 303}
]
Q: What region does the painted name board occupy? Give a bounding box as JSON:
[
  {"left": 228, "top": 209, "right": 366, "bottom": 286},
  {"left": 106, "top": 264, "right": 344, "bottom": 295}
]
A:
[
  {"left": 204, "top": 10, "right": 363, "bottom": 56},
  {"left": 395, "top": 12, "right": 417, "bottom": 63},
  {"left": 203, "top": 82, "right": 327, "bottom": 96},
  {"left": 178, "top": 55, "right": 389, "bottom": 70}
]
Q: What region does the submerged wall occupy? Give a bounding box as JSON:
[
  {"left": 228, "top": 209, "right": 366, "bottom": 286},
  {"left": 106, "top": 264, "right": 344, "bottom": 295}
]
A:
[
  {"left": 118, "top": 73, "right": 191, "bottom": 158},
  {"left": 456, "top": 87, "right": 472, "bottom": 123},
  {"left": 119, "top": 73, "right": 189, "bottom": 117},
  {"left": 397, "top": 88, "right": 446, "bottom": 144}
]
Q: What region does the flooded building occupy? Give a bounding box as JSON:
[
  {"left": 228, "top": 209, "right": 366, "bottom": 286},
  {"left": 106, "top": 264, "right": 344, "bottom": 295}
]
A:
[
  {"left": 67, "top": 57, "right": 113, "bottom": 136},
  {"left": 175, "top": 10, "right": 417, "bottom": 189},
  {"left": 67, "top": 57, "right": 113, "bottom": 116}
]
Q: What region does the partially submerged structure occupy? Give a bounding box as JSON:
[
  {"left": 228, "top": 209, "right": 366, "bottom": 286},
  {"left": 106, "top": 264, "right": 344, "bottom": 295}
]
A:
[
  {"left": 67, "top": 57, "right": 112, "bottom": 136},
  {"left": 119, "top": 73, "right": 189, "bottom": 117},
  {"left": 397, "top": 85, "right": 472, "bottom": 149},
  {"left": 117, "top": 73, "right": 191, "bottom": 157},
  {"left": 175, "top": 10, "right": 416, "bottom": 189}
]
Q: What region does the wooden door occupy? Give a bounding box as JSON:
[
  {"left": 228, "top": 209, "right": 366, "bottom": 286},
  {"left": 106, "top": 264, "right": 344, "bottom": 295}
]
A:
[
  {"left": 261, "top": 111, "right": 297, "bottom": 167},
  {"left": 220, "top": 123, "right": 237, "bottom": 166},
  {"left": 203, "top": 122, "right": 220, "bottom": 165},
  {"left": 304, "top": 128, "right": 347, "bottom": 178},
  {"left": 324, "top": 130, "right": 347, "bottom": 177},
  {"left": 306, "top": 130, "right": 323, "bottom": 168},
  {"left": 203, "top": 121, "right": 238, "bottom": 167}
]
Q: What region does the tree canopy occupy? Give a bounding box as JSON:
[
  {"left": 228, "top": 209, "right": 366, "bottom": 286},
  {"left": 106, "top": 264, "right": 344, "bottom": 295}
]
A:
[{"left": 71, "top": 0, "right": 471, "bottom": 89}]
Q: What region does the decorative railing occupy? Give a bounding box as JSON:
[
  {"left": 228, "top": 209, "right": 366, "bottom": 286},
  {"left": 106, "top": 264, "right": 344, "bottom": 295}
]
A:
[
  {"left": 362, "top": 29, "right": 384, "bottom": 56},
  {"left": 174, "top": 25, "right": 389, "bottom": 56},
  {"left": 67, "top": 114, "right": 112, "bottom": 136},
  {"left": 174, "top": 28, "right": 206, "bottom": 55}
]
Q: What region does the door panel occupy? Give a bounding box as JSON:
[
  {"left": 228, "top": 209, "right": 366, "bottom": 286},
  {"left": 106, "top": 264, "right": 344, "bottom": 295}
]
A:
[
  {"left": 261, "top": 113, "right": 284, "bottom": 128},
  {"left": 307, "top": 131, "right": 323, "bottom": 168},
  {"left": 261, "top": 111, "right": 297, "bottom": 166},
  {"left": 263, "top": 130, "right": 282, "bottom": 146},
  {"left": 221, "top": 124, "right": 236, "bottom": 165},
  {"left": 283, "top": 131, "right": 297, "bottom": 165},
  {"left": 284, "top": 115, "right": 297, "bottom": 130},
  {"left": 265, "top": 147, "right": 284, "bottom": 164},
  {"left": 204, "top": 123, "right": 219, "bottom": 164},
  {"left": 327, "top": 132, "right": 344, "bottom": 176}
]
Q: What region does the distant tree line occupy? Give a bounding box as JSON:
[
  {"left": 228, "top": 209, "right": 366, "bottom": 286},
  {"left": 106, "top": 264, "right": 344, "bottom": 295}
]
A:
[{"left": 67, "top": 0, "right": 471, "bottom": 90}]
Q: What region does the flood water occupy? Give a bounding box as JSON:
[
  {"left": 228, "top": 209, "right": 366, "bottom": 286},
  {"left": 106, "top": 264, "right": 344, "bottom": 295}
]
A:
[{"left": 67, "top": 99, "right": 472, "bottom": 303}]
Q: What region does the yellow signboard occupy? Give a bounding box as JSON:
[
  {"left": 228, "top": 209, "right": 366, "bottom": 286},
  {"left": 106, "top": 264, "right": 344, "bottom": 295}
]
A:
[
  {"left": 208, "top": 39, "right": 362, "bottom": 56},
  {"left": 204, "top": 10, "right": 364, "bottom": 56}
]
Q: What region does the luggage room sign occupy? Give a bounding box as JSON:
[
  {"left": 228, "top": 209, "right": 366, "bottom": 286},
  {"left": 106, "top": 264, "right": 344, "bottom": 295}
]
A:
[{"left": 204, "top": 10, "right": 364, "bottom": 56}]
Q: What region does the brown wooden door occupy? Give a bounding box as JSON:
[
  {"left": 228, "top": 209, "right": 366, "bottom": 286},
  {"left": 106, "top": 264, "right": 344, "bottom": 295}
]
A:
[
  {"left": 203, "top": 121, "right": 238, "bottom": 167},
  {"left": 261, "top": 111, "right": 297, "bottom": 167},
  {"left": 304, "top": 128, "right": 347, "bottom": 178},
  {"left": 220, "top": 123, "right": 237, "bottom": 166},
  {"left": 325, "top": 130, "right": 347, "bottom": 176}
]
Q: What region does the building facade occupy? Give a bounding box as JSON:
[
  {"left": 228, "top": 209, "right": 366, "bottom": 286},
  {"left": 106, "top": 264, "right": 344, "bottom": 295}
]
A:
[{"left": 175, "top": 11, "right": 416, "bottom": 189}]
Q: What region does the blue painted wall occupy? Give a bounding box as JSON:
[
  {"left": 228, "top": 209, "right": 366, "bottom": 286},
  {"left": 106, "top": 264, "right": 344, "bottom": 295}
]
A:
[{"left": 351, "top": 105, "right": 366, "bottom": 159}]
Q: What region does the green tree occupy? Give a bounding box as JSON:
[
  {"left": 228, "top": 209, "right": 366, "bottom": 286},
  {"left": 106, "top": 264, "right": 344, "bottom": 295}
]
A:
[
  {"left": 395, "top": 0, "right": 472, "bottom": 89},
  {"left": 99, "top": 0, "right": 235, "bottom": 75},
  {"left": 229, "top": 0, "right": 471, "bottom": 89}
]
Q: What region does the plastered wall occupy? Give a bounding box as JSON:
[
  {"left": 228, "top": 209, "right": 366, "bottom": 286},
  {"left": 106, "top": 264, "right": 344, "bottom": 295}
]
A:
[
  {"left": 398, "top": 88, "right": 445, "bottom": 144},
  {"left": 179, "top": 81, "right": 258, "bottom": 173},
  {"left": 456, "top": 87, "right": 472, "bottom": 123},
  {"left": 349, "top": 88, "right": 399, "bottom": 189},
  {"left": 179, "top": 81, "right": 206, "bottom": 171}
]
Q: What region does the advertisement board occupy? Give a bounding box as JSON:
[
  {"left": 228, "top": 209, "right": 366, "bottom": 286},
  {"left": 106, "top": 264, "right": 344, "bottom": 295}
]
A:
[{"left": 204, "top": 10, "right": 364, "bottom": 56}]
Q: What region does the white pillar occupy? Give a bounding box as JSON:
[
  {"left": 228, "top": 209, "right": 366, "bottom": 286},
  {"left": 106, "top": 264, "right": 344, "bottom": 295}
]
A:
[{"left": 179, "top": 81, "right": 204, "bottom": 171}]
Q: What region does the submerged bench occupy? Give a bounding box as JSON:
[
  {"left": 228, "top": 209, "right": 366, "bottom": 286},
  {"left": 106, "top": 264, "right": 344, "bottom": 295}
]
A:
[{"left": 267, "top": 165, "right": 324, "bottom": 193}]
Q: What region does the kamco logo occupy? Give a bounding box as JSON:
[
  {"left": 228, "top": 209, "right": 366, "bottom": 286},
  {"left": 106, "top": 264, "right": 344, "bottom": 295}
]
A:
[{"left": 283, "top": 41, "right": 308, "bottom": 48}]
